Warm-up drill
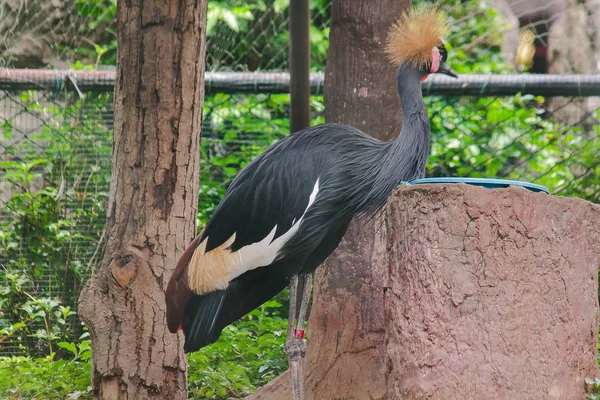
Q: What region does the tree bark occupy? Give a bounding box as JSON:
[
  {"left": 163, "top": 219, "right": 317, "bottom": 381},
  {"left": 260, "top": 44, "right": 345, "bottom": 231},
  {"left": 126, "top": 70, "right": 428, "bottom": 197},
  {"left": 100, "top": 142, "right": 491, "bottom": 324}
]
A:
[
  {"left": 548, "top": 0, "right": 600, "bottom": 129},
  {"left": 78, "top": 1, "right": 207, "bottom": 398},
  {"left": 385, "top": 184, "right": 600, "bottom": 399},
  {"left": 322, "top": 0, "right": 410, "bottom": 141}
]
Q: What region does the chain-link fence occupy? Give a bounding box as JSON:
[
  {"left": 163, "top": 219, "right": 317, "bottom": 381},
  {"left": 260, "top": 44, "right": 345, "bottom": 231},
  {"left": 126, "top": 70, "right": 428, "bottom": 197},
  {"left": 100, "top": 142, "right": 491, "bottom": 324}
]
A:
[
  {"left": 2, "top": 0, "right": 597, "bottom": 75},
  {"left": 0, "top": 0, "right": 331, "bottom": 71},
  {"left": 1, "top": 71, "right": 599, "bottom": 354},
  {"left": 1, "top": 0, "right": 600, "bottom": 356},
  {"left": 0, "top": 0, "right": 116, "bottom": 68},
  {"left": 0, "top": 74, "right": 306, "bottom": 355}
]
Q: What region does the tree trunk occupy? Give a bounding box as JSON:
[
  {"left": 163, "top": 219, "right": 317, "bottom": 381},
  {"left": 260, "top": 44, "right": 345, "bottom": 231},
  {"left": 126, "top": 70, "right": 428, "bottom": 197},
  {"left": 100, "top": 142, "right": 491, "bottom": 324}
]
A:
[
  {"left": 386, "top": 184, "right": 600, "bottom": 398},
  {"left": 549, "top": 0, "right": 599, "bottom": 75},
  {"left": 548, "top": 0, "right": 600, "bottom": 129},
  {"left": 305, "top": 1, "right": 410, "bottom": 398},
  {"left": 78, "top": 1, "right": 208, "bottom": 398}
]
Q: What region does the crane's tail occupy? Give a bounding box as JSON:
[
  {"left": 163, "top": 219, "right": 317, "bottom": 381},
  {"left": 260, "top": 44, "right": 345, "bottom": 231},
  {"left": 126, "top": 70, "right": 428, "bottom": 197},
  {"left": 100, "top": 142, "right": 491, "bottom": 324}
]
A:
[
  {"left": 165, "top": 233, "right": 203, "bottom": 334},
  {"left": 165, "top": 231, "right": 228, "bottom": 351},
  {"left": 181, "top": 260, "right": 293, "bottom": 353},
  {"left": 181, "top": 290, "right": 226, "bottom": 352}
]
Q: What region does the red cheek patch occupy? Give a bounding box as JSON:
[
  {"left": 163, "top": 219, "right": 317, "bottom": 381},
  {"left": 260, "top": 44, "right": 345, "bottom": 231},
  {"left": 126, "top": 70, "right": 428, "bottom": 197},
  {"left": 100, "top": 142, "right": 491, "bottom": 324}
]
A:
[
  {"left": 420, "top": 74, "right": 429, "bottom": 81},
  {"left": 431, "top": 47, "right": 441, "bottom": 73}
]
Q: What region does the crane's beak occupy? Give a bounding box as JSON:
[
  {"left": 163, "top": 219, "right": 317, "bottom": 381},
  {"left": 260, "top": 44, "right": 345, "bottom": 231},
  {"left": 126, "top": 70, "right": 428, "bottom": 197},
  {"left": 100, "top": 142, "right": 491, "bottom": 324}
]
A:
[{"left": 437, "top": 61, "right": 458, "bottom": 78}]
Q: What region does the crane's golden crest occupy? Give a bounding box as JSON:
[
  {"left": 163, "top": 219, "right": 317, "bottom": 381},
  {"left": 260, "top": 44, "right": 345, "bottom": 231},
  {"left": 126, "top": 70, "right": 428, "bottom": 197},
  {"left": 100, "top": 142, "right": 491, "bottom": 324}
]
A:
[{"left": 385, "top": 6, "right": 449, "bottom": 67}]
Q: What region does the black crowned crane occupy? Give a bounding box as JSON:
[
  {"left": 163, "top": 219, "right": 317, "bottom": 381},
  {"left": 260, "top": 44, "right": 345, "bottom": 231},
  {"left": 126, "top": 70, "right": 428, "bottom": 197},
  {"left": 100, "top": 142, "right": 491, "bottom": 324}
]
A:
[{"left": 166, "top": 6, "right": 456, "bottom": 399}]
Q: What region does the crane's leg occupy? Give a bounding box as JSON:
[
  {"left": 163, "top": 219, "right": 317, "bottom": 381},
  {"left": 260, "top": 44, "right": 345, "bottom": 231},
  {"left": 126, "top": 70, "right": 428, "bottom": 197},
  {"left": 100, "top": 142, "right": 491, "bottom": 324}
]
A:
[
  {"left": 296, "top": 273, "right": 312, "bottom": 337},
  {"left": 286, "top": 273, "right": 312, "bottom": 400},
  {"left": 287, "top": 274, "right": 300, "bottom": 357}
]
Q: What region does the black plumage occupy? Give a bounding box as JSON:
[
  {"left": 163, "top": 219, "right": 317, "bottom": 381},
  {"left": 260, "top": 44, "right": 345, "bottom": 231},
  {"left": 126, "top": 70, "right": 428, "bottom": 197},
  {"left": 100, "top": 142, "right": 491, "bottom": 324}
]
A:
[
  {"left": 177, "top": 117, "right": 435, "bottom": 350},
  {"left": 169, "top": 79, "right": 431, "bottom": 352},
  {"left": 166, "top": 8, "right": 458, "bottom": 384}
]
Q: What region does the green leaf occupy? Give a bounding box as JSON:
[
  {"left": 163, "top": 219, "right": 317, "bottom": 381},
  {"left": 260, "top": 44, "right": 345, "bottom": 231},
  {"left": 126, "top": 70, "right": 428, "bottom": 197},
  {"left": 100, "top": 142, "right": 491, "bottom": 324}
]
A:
[
  {"left": 273, "top": 0, "right": 288, "bottom": 13},
  {"left": 57, "top": 341, "right": 77, "bottom": 356},
  {"left": 222, "top": 10, "right": 240, "bottom": 32}
]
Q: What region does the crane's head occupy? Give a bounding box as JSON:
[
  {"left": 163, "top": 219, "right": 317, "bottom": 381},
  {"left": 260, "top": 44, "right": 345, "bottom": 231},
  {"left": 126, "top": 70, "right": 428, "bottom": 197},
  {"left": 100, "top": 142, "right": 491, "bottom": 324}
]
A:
[{"left": 385, "top": 6, "right": 457, "bottom": 81}]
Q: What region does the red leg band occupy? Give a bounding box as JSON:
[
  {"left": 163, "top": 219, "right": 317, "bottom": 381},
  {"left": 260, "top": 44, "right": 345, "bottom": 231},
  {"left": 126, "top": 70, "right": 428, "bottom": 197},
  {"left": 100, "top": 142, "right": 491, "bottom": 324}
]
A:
[{"left": 296, "top": 329, "right": 305, "bottom": 339}]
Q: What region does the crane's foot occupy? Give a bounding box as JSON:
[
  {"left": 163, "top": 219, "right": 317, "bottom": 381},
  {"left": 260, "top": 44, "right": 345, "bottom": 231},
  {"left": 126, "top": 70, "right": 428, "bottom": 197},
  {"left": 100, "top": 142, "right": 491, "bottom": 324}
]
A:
[
  {"left": 287, "top": 273, "right": 311, "bottom": 400},
  {"left": 285, "top": 335, "right": 307, "bottom": 362},
  {"left": 287, "top": 336, "right": 307, "bottom": 400}
]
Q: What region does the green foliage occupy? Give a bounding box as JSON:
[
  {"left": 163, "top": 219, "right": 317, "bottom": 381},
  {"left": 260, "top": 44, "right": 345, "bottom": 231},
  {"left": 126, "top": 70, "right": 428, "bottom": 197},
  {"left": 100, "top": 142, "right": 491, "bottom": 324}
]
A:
[
  {"left": 435, "top": 0, "right": 513, "bottom": 74},
  {"left": 586, "top": 377, "right": 600, "bottom": 399},
  {"left": 205, "top": 0, "right": 330, "bottom": 71},
  {"left": 1, "top": 92, "right": 111, "bottom": 356},
  {"left": 0, "top": 340, "right": 91, "bottom": 399},
  {"left": 0, "top": 274, "right": 91, "bottom": 399},
  {"left": 0, "top": 272, "right": 82, "bottom": 359},
  {"left": 207, "top": 1, "right": 259, "bottom": 33},
  {"left": 427, "top": 95, "right": 600, "bottom": 200},
  {"left": 188, "top": 297, "right": 288, "bottom": 399},
  {"left": 74, "top": 0, "right": 118, "bottom": 66},
  {"left": 69, "top": 0, "right": 330, "bottom": 71},
  {"left": 2, "top": 0, "right": 600, "bottom": 398},
  {"left": 417, "top": 0, "right": 600, "bottom": 201},
  {"left": 0, "top": 298, "right": 287, "bottom": 400}
]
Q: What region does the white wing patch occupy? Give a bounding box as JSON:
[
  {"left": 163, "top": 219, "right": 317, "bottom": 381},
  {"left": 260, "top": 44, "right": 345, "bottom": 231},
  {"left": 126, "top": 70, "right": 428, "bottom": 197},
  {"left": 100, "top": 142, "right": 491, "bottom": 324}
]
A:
[{"left": 188, "top": 179, "right": 320, "bottom": 295}]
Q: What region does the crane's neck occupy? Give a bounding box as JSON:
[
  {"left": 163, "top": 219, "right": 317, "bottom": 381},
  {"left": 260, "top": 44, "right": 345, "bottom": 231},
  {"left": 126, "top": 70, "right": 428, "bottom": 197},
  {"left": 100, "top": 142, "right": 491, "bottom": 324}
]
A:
[
  {"left": 352, "top": 66, "right": 431, "bottom": 215},
  {"left": 342, "top": 65, "right": 432, "bottom": 216},
  {"left": 385, "top": 65, "right": 431, "bottom": 182}
]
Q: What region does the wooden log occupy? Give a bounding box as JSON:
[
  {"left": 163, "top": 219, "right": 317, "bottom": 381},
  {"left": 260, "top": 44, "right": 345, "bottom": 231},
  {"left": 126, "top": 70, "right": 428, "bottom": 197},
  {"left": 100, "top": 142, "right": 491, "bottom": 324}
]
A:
[
  {"left": 385, "top": 183, "right": 600, "bottom": 399},
  {"left": 243, "top": 371, "right": 292, "bottom": 400}
]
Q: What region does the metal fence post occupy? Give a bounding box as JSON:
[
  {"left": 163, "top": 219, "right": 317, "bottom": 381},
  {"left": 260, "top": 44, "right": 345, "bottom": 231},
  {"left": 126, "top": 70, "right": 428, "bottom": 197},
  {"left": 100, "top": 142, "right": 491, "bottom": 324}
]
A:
[{"left": 289, "top": 0, "right": 311, "bottom": 133}]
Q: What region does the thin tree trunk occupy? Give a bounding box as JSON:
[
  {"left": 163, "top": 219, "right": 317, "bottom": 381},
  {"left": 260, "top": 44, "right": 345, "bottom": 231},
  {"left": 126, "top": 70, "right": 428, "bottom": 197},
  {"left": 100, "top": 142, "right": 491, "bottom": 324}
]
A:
[
  {"left": 305, "top": 0, "right": 410, "bottom": 398},
  {"left": 78, "top": 1, "right": 208, "bottom": 398}
]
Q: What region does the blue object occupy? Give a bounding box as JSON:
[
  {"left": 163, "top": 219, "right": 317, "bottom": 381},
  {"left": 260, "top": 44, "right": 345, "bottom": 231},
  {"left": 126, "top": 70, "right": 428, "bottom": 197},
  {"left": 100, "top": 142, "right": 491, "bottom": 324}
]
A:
[{"left": 407, "top": 177, "right": 550, "bottom": 194}]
